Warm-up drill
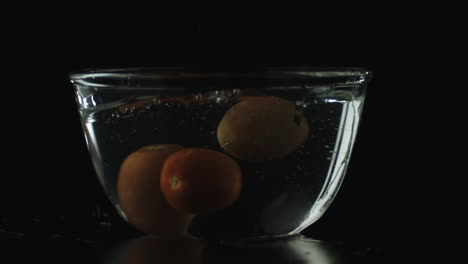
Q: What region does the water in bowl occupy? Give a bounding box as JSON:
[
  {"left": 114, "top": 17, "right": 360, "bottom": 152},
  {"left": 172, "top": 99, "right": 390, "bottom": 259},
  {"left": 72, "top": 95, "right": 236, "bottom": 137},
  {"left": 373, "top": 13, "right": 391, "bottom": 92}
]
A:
[{"left": 77, "top": 87, "right": 363, "bottom": 240}]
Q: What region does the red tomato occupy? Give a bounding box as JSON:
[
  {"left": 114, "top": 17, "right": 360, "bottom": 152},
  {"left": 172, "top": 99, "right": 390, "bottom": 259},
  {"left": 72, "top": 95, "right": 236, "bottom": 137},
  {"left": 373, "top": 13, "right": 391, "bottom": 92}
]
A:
[
  {"left": 160, "top": 148, "right": 242, "bottom": 214},
  {"left": 117, "top": 144, "right": 193, "bottom": 237}
]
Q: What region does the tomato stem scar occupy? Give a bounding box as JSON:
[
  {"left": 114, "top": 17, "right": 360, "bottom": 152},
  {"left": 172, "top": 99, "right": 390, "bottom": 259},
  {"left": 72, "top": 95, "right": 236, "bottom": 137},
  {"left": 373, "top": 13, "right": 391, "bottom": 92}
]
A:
[{"left": 170, "top": 176, "right": 181, "bottom": 190}]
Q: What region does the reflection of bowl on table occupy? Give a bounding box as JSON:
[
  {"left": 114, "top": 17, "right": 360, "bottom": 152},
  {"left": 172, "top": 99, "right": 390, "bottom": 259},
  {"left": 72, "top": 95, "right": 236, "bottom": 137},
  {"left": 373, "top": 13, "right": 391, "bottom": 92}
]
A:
[
  {"left": 110, "top": 236, "right": 204, "bottom": 264},
  {"left": 107, "top": 235, "right": 345, "bottom": 264},
  {"left": 70, "top": 67, "right": 372, "bottom": 241},
  {"left": 204, "top": 236, "right": 346, "bottom": 264}
]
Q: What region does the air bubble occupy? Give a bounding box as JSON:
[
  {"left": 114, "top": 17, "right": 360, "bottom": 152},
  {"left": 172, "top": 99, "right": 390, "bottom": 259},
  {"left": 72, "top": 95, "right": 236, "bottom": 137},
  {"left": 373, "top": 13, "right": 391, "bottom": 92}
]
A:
[{"left": 194, "top": 93, "right": 203, "bottom": 100}]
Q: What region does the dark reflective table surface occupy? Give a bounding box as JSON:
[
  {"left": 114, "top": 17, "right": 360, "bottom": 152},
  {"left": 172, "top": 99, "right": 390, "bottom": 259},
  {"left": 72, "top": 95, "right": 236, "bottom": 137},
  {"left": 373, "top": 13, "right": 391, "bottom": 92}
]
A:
[
  {"left": 1, "top": 230, "right": 381, "bottom": 263},
  {"left": 3, "top": 229, "right": 466, "bottom": 263},
  {"left": 106, "top": 235, "right": 361, "bottom": 264}
]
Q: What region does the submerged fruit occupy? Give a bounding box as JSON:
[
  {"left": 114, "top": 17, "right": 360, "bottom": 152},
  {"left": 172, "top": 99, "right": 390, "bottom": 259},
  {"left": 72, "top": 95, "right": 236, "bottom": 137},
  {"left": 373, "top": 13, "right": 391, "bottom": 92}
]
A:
[
  {"left": 117, "top": 144, "right": 193, "bottom": 236},
  {"left": 160, "top": 148, "right": 242, "bottom": 214},
  {"left": 217, "top": 96, "right": 309, "bottom": 161}
]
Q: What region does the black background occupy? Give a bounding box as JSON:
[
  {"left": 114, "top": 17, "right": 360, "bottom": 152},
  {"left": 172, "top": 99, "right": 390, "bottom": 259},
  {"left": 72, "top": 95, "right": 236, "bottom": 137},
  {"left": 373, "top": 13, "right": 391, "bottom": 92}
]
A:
[{"left": 3, "top": 3, "right": 467, "bottom": 261}]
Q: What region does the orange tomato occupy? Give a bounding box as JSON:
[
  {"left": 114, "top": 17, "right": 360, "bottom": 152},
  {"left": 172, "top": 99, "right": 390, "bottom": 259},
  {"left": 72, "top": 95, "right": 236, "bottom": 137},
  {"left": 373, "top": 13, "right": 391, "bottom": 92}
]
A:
[
  {"left": 117, "top": 144, "right": 194, "bottom": 237},
  {"left": 160, "top": 148, "right": 242, "bottom": 214},
  {"left": 217, "top": 96, "right": 309, "bottom": 161}
]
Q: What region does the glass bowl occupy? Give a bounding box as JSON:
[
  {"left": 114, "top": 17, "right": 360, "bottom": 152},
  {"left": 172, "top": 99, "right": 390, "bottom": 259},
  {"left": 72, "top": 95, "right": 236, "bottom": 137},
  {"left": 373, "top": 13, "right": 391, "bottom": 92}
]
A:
[{"left": 70, "top": 67, "right": 372, "bottom": 241}]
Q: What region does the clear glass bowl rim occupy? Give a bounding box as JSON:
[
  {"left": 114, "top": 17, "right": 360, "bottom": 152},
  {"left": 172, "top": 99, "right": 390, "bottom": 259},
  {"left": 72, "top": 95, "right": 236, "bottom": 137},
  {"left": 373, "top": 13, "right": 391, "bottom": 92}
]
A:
[{"left": 69, "top": 66, "right": 372, "bottom": 89}]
